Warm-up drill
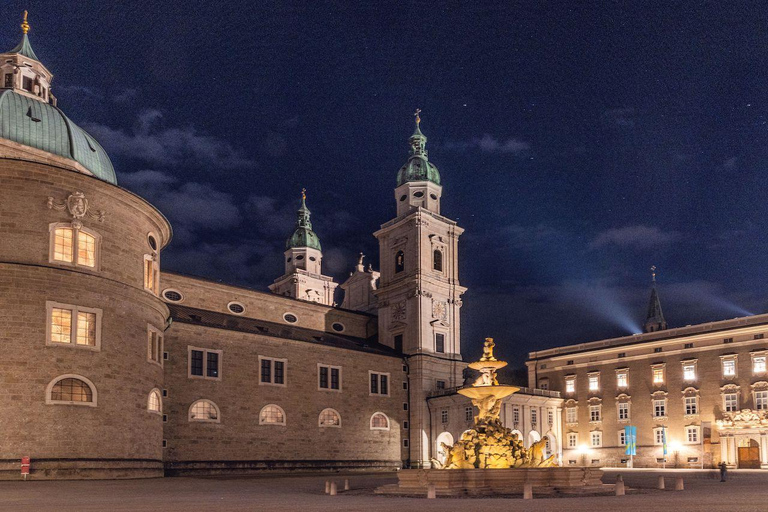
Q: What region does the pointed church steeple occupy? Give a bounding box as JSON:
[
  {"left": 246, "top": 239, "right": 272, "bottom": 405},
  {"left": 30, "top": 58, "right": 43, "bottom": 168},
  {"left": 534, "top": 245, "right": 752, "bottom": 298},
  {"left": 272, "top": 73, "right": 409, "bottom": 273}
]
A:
[
  {"left": 286, "top": 189, "right": 320, "bottom": 251},
  {"left": 9, "top": 11, "right": 40, "bottom": 61},
  {"left": 643, "top": 266, "right": 668, "bottom": 333}
]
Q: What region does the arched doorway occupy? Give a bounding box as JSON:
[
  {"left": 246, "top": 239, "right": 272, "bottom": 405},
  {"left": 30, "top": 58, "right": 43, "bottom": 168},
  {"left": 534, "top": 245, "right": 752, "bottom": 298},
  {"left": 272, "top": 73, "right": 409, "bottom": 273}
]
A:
[
  {"left": 738, "top": 438, "right": 761, "bottom": 469},
  {"left": 527, "top": 430, "right": 541, "bottom": 449},
  {"left": 435, "top": 431, "right": 454, "bottom": 466}
]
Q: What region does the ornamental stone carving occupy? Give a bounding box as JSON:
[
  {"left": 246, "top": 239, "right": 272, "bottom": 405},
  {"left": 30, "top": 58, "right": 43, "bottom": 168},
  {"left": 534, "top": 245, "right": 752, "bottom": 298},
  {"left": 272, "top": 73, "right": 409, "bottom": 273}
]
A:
[
  {"left": 718, "top": 409, "right": 768, "bottom": 429},
  {"left": 432, "top": 300, "right": 448, "bottom": 322},
  {"left": 47, "top": 191, "right": 106, "bottom": 223},
  {"left": 391, "top": 301, "right": 406, "bottom": 321}
]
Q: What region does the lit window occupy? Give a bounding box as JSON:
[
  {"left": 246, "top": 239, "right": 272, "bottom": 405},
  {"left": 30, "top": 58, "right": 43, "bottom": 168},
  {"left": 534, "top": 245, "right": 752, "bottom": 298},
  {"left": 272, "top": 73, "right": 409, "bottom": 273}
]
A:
[
  {"left": 189, "top": 347, "right": 222, "bottom": 380},
  {"left": 147, "top": 326, "right": 163, "bottom": 365},
  {"left": 653, "top": 399, "right": 666, "bottom": 418},
  {"left": 589, "top": 405, "right": 601, "bottom": 422},
  {"left": 46, "top": 375, "right": 97, "bottom": 406},
  {"left": 591, "top": 431, "right": 602, "bottom": 447},
  {"left": 566, "top": 407, "right": 577, "bottom": 424},
  {"left": 46, "top": 302, "right": 101, "bottom": 350},
  {"left": 144, "top": 255, "right": 159, "bottom": 294},
  {"left": 465, "top": 406, "right": 473, "bottom": 421},
  {"left": 682, "top": 362, "right": 697, "bottom": 381},
  {"left": 50, "top": 224, "right": 100, "bottom": 269},
  {"left": 753, "top": 355, "right": 767, "bottom": 374},
  {"left": 548, "top": 409, "right": 554, "bottom": 425},
  {"left": 441, "top": 410, "right": 448, "bottom": 424},
  {"left": 616, "top": 370, "right": 628, "bottom": 388},
  {"left": 259, "top": 404, "right": 286, "bottom": 425},
  {"left": 654, "top": 427, "right": 665, "bottom": 445},
  {"left": 370, "top": 412, "right": 390, "bottom": 430},
  {"left": 618, "top": 430, "right": 626, "bottom": 446},
  {"left": 531, "top": 409, "right": 537, "bottom": 425},
  {"left": 565, "top": 376, "right": 576, "bottom": 394},
  {"left": 722, "top": 358, "right": 736, "bottom": 377},
  {"left": 318, "top": 408, "right": 341, "bottom": 427},
  {"left": 724, "top": 393, "right": 738, "bottom": 412},
  {"left": 567, "top": 433, "right": 578, "bottom": 448},
  {"left": 618, "top": 402, "right": 630, "bottom": 421},
  {"left": 148, "top": 389, "right": 162, "bottom": 414},
  {"left": 189, "top": 400, "right": 220, "bottom": 422},
  {"left": 686, "top": 426, "right": 700, "bottom": 444},
  {"left": 370, "top": 371, "right": 390, "bottom": 396},
  {"left": 259, "top": 356, "right": 285, "bottom": 385},
  {"left": 588, "top": 373, "right": 600, "bottom": 391},
  {"left": 685, "top": 396, "right": 698, "bottom": 415},
  {"left": 652, "top": 366, "right": 665, "bottom": 384},
  {"left": 318, "top": 364, "right": 341, "bottom": 391},
  {"left": 755, "top": 390, "right": 768, "bottom": 411}
]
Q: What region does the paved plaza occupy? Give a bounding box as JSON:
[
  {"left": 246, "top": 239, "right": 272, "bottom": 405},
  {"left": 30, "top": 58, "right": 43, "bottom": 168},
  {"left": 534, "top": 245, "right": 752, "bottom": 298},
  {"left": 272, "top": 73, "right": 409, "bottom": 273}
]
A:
[{"left": 1, "top": 469, "right": 767, "bottom": 511}]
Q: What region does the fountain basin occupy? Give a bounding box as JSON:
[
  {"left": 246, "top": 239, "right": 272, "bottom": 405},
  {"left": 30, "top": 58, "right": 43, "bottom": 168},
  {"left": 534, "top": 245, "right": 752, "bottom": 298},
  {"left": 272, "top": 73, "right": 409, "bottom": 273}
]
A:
[{"left": 458, "top": 385, "right": 519, "bottom": 400}]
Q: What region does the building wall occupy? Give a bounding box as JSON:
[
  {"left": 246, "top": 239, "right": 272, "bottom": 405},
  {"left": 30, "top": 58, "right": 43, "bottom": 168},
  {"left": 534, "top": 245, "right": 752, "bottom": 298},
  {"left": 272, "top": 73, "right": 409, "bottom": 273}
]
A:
[
  {"left": 0, "top": 159, "right": 171, "bottom": 479},
  {"left": 163, "top": 317, "right": 408, "bottom": 474},
  {"left": 528, "top": 315, "right": 768, "bottom": 468}
]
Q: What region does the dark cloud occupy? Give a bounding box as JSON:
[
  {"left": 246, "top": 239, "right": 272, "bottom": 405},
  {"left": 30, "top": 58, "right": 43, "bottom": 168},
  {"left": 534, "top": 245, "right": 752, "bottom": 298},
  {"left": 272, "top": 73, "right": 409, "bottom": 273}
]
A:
[{"left": 590, "top": 225, "right": 678, "bottom": 250}]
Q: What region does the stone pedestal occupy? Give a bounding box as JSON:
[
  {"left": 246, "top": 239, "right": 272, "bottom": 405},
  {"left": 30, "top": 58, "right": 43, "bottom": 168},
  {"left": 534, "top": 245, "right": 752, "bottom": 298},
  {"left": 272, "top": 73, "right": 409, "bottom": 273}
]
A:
[{"left": 376, "top": 467, "right": 605, "bottom": 496}]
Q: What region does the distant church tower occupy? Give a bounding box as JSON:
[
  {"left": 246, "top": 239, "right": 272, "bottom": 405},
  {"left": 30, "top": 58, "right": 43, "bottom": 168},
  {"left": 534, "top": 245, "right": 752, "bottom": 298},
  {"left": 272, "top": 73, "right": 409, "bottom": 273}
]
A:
[
  {"left": 373, "top": 111, "right": 466, "bottom": 468},
  {"left": 643, "top": 266, "right": 667, "bottom": 333},
  {"left": 269, "top": 190, "right": 338, "bottom": 305}
]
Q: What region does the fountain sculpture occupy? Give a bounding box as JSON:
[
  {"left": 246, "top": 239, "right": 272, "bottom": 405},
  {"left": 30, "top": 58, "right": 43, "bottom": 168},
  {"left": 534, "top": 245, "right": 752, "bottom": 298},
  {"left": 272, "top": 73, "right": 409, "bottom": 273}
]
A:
[{"left": 431, "top": 338, "right": 556, "bottom": 469}]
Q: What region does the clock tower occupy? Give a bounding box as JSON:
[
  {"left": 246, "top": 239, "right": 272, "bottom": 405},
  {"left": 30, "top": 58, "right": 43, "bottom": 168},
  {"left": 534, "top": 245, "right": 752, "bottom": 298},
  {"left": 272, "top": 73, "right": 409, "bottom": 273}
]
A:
[{"left": 373, "top": 112, "right": 466, "bottom": 468}]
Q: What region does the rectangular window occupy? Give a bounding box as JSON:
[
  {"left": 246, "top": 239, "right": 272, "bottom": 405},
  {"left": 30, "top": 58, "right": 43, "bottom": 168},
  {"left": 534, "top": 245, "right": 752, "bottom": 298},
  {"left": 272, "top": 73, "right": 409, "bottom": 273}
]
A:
[
  {"left": 616, "top": 370, "right": 628, "bottom": 388},
  {"left": 753, "top": 355, "right": 767, "bottom": 374},
  {"left": 565, "top": 376, "right": 575, "bottom": 394},
  {"left": 189, "top": 347, "right": 222, "bottom": 380},
  {"left": 588, "top": 373, "right": 599, "bottom": 391},
  {"left": 318, "top": 364, "right": 341, "bottom": 391},
  {"left": 652, "top": 366, "right": 665, "bottom": 384},
  {"left": 591, "top": 431, "right": 602, "bottom": 447},
  {"left": 567, "top": 433, "right": 578, "bottom": 448},
  {"left": 513, "top": 407, "right": 520, "bottom": 424},
  {"left": 685, "top": 396, "right": 698, "bottom": 415},
  {"left": 370, "top": 371, "right": 390, "bottom": 396},
  {"left": 46, "top": 301, "right": 101, "bottom": 350},
  {"left": 435, "top": 333, "right": 445, "bottom": 353},
  {"left": 144, "top": 255, "right": 159, "bottom": 294},
  {"left": 259, "top": 356, "right": 285, "bottom": 386},
  {"left": 755, "top": 334, "right": 765, "bottom": 340},
  {"left": 53, "top": 227, "right": 74, "bottom": 263},
  {"left": 147, "top": 326, "right": 163, "bottom": 365},
  {"left": 539, "top": 379, "right": 549, "bottom": 390},
  {"left": 653, "top": 399, "right": 666, "bottom": 418},
  {"left": 531, "top": 409, "right": 537, "bottom": 425},
  {"left": 684, "top": 343, "right": 694, "bottom": 349},
  {"left": 722, "top": 358, "right": 736, "bottom": 377},
  {"left": 589, "top": 405, "right": 601, "bottom": 422},
  {"left": 755, "top": 390, "right": 768, "bottom": 410},
  {"left": 394, "top": 334, "right": 403, "bottom": 352},
  {"left": 566, "top": 406, "right": 577, "bottom": 424},
  {"left": 723, "top": 337, "right": 733, "bottom": 344},
  {"left": 465, "top": 406, "right": 473, "bottom": 421},
  {"left": 50, "top": 225, "right": 100, "bottom": 269},
  {"left": 654, "top": 428, "right": 665, "bottom": 445},
  {"left": 724, "top": 393, "right": 738, "bottom": 412},
  {"left": 618, "top": 402, "right": 630, "bottom": 421},
  {"left": 682, "top": 362, "right": 697, "bottom": 381},
  {"left": 548, "top": 409, "right": 554, "bottom": 425},
  {"left": 436, "top": 380, "right": 446, "bottom": 390},
  {"left": 686, "top": 426, "right": 699, "bottom": 444},
  {"left": 654, "top": 347, "right": 663, "bottom": 353},
  {"left": 441, "top": 410, "right": 448, "bottom": 424},
  {"left": 22, "top": 76, "right": 33, "bottom": 91},
  {"left": 4, "top": 73, "right": 11, "bottom": 88},
  {"left": 618, "top": 430, "right": 626, "bottom": 446}
]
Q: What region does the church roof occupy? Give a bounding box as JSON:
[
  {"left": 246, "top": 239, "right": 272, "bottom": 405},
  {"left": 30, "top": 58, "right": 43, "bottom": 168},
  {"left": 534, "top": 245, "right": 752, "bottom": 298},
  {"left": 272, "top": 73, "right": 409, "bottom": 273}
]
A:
[
  {"left": 396, "top": 113, "right": 441, "bottom": 187},
  {"left": 643, "top": 267, "right": 668, "bottom": 333},
  {"left": 286, "top": 191, "right": 322, "bottom": 251},
  {"left": 0, "top": 89, "right": 117, "bottom": 184}
]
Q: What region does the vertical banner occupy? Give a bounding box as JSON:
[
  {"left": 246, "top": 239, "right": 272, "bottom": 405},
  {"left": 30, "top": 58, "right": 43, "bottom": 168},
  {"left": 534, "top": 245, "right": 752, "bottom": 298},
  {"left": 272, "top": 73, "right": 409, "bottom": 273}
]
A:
[
  {"left": 662, "top": 426, "right": 668, "bottom": 456},
  {"left": 625, "top": 426, "right": 637, "bottom": 456}
]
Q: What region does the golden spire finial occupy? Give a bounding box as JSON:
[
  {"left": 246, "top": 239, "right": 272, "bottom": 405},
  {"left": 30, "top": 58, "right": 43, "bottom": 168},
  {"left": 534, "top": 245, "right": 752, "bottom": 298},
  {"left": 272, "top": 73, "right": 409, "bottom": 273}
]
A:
[
  {"left": 21, "top": 10, "right": 30, "bottom": 35},
  {"left": 651, "top": 265, "right": 657, "bottom": 282},
  {"left": 301, "top": 188, "right": 306, "bottom": 201},
  {"left": 414, "top": 108, "right": 422, "bottom": 125}
]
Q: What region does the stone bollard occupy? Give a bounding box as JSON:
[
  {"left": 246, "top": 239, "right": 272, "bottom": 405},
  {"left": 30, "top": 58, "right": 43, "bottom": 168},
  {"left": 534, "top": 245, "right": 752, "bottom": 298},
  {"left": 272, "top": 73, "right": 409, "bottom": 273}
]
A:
[
  {"left": 344, "top": 478, "right": 349, "bottom": 491},
  {"left": 657, "top": 476, "right": 665, "bottom": 490},
  {"left": 674, "top": 476, "right": 684, "bottom": 491},
  {"left": 427, "top": 483, "right": 436, "bottom": 499},
  {"left": 330, "top": 481, "right": 337, "bottom": 496},
  {"left": 325, "top": 480, "right": 330, "bottom": 494},
  {"left": 523, "top": 482, "right": 533, "bottom": 500},
  {"left": 615, "top": 475, "right": 625, "bottom": 496}
]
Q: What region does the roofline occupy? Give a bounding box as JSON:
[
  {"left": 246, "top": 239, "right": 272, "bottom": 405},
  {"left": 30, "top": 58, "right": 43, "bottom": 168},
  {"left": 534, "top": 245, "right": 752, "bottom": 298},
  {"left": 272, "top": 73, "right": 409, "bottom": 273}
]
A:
[{"left": 527, "top": 312, "right": 768, "bottom": 361}]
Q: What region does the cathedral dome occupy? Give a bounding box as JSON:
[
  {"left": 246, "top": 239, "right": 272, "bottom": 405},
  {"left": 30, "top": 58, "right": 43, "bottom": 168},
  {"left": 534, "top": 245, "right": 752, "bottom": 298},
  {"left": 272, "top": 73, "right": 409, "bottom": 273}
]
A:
[
  {"left": 396, "top": 113, "right": 441, "bottom": 187},
  {"left": 0, "top": 16, "right": 117, "bottom": 185}
]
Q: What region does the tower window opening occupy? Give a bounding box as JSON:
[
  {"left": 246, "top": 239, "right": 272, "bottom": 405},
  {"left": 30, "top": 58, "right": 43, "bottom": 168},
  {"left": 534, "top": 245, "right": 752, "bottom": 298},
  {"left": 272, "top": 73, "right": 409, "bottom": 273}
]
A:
[
  {"left": 413, "top": 191, "right": 424, "bottom": 198},
  {"left": 22, "top": 76, "right": 33, "bottom": 92},
  {"left": 430, "top": 193, "right": 438, "bottom": 200},
  {"left": 395, "top": 250, "right": 405, "bottom": 273},
  {"left": 433, "top": 249, "right": 443, "bottom": 272},
  {"left": 4, "top": 74, "right": 12, "bottom": 88}
]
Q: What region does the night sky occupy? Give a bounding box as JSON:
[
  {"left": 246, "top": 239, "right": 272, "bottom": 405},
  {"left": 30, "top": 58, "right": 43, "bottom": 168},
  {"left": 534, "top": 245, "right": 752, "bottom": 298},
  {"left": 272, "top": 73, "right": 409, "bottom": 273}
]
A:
[{"left": 9, "top": 2, "right": 768, "bottom": 365}]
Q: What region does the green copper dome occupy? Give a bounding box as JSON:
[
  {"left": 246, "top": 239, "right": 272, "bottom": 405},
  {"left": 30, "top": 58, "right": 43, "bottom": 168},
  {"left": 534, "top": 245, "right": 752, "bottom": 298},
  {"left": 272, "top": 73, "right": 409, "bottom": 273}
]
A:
[
  {"left": 9, "top": 33, "right": 38, "bottom": 61},
  {"left": 286, "top": 192, "right": 322, "bottom": 251},
  {"left": 396, "top": 118, "right": 441, "bottom": 187}
]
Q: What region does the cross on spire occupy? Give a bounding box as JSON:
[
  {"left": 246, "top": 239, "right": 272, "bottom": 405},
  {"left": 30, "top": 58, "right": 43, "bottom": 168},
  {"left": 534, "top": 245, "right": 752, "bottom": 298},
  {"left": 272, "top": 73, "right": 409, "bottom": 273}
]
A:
[{"left": 414, "top": 108, "right": 421, "bottom": 125}]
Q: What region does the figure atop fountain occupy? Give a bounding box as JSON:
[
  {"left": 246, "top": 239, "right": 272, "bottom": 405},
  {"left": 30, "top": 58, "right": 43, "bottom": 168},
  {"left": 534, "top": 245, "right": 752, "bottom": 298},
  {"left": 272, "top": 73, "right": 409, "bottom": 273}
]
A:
[{"left": 480, "top": 337, "right": 497, "bottom": 361}]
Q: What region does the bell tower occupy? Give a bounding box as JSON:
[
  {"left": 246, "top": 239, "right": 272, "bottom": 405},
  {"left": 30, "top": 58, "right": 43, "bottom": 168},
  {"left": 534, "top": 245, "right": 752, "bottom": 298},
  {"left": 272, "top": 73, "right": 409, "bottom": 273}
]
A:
[{"left": 374, "top": 112, "right": 466, "bottom": 468}]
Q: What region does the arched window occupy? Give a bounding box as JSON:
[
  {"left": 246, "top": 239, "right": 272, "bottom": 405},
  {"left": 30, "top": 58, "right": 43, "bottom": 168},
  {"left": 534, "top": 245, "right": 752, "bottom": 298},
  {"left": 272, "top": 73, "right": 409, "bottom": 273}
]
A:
[
  {"left": 46, "top": 375, "right": 97, "bottom": 407},
  {"left": 189, "top": 399, "right": 220, "bottom": 423},
  {"left": 433, "top": 249, "right": 443, "bottom": 272},
  {"left": 395, "top": 250, "right": 405, "bottom": 273},
  {"left": 370, "top": 412, "right": 390, "bottom": 431},
  {"left": 260, "top": 404, "right": 286, "bottom": 426},
  {"left": 49, "top": 223, "right": 101, "bottom": 269},
  {"left": 318, "top": 408, "right": 341, "bottom": 428},
  {"left": 148, "top": 389, "right": 162, "bottom": 414}
]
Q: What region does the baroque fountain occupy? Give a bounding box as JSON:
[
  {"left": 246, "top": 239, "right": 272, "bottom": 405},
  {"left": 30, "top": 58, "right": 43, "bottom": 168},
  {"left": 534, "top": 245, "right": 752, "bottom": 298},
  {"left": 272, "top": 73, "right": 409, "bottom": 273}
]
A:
[{"left": 378, "top": 338, "right": 604, "bottom": 496}]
